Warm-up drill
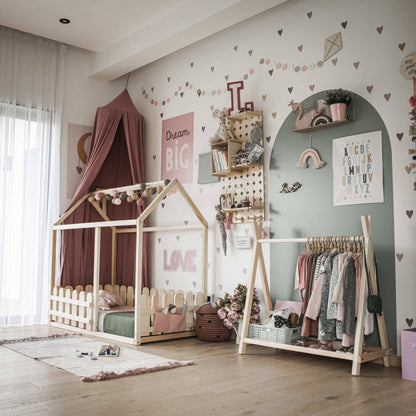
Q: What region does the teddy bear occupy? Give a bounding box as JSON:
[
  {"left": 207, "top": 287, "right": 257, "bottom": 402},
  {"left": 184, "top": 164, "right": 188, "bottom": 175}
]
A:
[{"left": 209, "top": 108, "right": 235, "bottom": 143}]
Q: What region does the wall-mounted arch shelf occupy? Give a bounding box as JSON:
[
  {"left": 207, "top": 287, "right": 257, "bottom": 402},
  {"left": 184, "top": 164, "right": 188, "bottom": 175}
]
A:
[{"left": 293, "top": 118, "right": 353, "bottom": 133}]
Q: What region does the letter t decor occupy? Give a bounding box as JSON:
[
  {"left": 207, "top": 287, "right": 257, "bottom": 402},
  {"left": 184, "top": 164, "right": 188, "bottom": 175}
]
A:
[{"left": 227, "top": 81, "right": 254, "bottom": 115}]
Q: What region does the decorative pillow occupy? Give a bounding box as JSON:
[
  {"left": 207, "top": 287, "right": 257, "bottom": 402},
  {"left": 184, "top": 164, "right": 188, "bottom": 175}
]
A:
[{"left": 97, "top": 290, "right": 125, "bottom": 310}]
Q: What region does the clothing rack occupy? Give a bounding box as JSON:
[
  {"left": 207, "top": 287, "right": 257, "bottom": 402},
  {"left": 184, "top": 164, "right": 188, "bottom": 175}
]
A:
[{"left": 238, "top": 215, "right": 391, "bottom": 376}]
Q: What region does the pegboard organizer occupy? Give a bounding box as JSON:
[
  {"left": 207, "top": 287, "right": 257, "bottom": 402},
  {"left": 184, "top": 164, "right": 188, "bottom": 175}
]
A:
[
  {"left": 220, "top": 164, "right": 264, "bottom": 223},
  {"left": 227, "top": 111, "right": 263, "bottom": 143}
]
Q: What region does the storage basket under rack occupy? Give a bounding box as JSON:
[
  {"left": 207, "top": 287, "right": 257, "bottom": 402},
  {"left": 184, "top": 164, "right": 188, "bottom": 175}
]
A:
[{"left": 247, "top": 323, "right": 301, "bottom": 344}]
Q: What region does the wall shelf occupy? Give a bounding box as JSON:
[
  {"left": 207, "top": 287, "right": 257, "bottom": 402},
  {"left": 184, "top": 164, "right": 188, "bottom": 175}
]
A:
[{"left": 293, "top": 119, "right": 353, "bottom": 133}]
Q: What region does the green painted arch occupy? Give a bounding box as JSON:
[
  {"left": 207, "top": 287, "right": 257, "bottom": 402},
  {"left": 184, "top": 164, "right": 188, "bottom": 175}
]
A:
[{"left": 268, "top": 91, "right": 396, "bottom": 352}]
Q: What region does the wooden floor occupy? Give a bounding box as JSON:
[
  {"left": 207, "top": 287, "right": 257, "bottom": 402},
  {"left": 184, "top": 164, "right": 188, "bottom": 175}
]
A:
[{"left": 1, "top": 326, "right": 415, "bottom": 416}]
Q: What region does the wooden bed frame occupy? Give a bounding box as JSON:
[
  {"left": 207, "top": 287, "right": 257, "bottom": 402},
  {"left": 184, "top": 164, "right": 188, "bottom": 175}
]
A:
[{"left": 50, "top": 178, "right": 208, "bottom": 345}]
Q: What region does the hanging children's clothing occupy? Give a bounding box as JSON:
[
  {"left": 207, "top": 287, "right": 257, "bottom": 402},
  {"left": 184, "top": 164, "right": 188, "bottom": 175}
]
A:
[{"left": 294, "top": 239, "right": 372, "bottom": 349}]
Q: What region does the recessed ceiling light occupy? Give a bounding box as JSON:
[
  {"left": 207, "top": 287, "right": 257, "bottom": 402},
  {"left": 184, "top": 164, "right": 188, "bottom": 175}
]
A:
[{"left": 59, "top": 18, "right": 70, "bottom": 24}]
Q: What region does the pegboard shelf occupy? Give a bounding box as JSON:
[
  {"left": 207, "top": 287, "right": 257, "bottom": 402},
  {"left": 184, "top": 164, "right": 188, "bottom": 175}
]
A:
[
  {"left": 211, "top": 110, "right": 264, "bottom": 224},
  {"left": 228, "top": 111, "right": 263, "bottom": 121}
]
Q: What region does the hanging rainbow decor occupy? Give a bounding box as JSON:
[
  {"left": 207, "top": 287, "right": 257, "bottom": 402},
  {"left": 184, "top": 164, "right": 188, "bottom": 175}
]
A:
[{"left": 296, "top": 148, "right": 326, "bottom": 169}]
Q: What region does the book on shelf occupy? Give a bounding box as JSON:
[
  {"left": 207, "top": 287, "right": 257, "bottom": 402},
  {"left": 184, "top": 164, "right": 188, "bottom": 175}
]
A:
[{"left": 212, "top": 149, "right": 228, "bottom": 172}]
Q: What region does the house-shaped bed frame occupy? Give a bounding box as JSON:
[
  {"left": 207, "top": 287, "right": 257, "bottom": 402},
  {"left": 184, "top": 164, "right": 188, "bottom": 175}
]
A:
[{"left": 50, "top": 178, "right": 208, "bottom": 345}]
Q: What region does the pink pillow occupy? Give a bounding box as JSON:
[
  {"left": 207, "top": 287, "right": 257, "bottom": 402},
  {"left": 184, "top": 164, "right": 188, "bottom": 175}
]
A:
[
  {"left": 98, "top": 290, "right": 125, "bottom": 310},
  {"left": 98, "top": 296, "right": 111, "bottom": 311}
]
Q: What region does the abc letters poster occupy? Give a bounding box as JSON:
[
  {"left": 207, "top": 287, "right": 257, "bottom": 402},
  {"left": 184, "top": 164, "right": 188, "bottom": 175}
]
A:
[
  {"left": 161, "top": 112, "right": 194, "bottom": 184},
  {"left": 332, "top": 131, "right": 383, "bottom": 206}
]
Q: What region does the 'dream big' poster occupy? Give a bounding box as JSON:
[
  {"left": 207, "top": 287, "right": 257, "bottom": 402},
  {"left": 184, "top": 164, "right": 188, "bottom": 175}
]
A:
[
  {"left": 161, "top": 112, "right": 194, "bottom": 184},
  {"left": 332, "top": 131, "right": 384, "bottom": 206}
]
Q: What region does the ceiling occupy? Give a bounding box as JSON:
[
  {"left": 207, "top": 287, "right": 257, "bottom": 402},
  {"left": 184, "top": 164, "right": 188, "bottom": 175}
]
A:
[{"left": 0, "top": 0, "right": 287, "bottom": 81}]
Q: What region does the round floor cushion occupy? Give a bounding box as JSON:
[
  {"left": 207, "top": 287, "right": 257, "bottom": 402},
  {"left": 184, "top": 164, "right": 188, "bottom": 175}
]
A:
[{"left": 195, "top": 303, "right": 232, "bottom": 342}]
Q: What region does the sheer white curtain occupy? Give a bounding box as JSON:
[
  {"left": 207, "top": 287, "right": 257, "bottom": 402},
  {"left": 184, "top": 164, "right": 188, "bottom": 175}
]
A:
[{"left": 0, "top": 26, "right": 66, "bottom": 326}]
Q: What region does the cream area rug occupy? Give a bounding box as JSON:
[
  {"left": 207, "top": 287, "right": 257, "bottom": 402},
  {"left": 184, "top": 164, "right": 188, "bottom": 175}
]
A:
[{"left": 0, "top": 334, "right": 193, "bottom": 382}]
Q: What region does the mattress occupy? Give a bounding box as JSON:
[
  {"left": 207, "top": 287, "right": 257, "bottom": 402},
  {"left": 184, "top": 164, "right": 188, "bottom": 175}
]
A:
[{"left": 98, "top": 307, "right": 135, "bottom": 338}]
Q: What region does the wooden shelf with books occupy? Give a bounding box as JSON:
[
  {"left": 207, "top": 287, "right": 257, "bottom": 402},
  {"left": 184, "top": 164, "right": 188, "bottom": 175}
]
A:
[{"left": 211, "top": 140, "right": 244, "bottom": 176}]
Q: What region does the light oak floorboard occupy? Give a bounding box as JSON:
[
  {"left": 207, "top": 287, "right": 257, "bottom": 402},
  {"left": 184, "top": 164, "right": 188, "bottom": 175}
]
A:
[{"left": 0, "top": 325, "right": 414, "bottom": 416}]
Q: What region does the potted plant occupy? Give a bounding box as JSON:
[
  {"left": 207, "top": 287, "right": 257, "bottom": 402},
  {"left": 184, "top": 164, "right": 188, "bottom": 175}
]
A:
[{"left": 324, "top": 88, "right": 351, "bottom": 121}]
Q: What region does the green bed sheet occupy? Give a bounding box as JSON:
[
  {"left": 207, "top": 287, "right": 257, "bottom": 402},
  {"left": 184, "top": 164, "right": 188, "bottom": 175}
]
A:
[{"left": 103, "top": 311, "right": 135, "bottom": 338}]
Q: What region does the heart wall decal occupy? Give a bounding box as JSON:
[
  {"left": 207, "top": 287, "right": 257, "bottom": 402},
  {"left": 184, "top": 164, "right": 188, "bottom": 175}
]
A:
[
  {"left": 406, "top": 209, "right": 413, "bottom": 218},
  {"left": 396, "top": 253, "right": 404, "bottom": 262},
  {"left": 406, "top": 318, "right": 414, "bottom": 327}
]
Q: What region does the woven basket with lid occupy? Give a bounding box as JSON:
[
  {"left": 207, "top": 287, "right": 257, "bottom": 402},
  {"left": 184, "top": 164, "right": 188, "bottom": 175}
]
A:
[{"left": 195, "top": 303, "right": 232, "bottom": 342}]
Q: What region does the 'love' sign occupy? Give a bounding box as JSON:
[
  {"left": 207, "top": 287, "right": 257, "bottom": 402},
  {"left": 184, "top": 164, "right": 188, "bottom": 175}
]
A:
[{"left": 163, "top": 249, "right": 197, "bottom": 272}]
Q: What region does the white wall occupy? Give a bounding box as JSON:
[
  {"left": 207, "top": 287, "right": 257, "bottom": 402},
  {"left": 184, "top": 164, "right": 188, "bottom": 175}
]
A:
[
  {"left": 60, "top": 46, "right": 125, "bottom": 212},
  {"left": 62, "top": 0, "right": 416, "bottom": 350}
]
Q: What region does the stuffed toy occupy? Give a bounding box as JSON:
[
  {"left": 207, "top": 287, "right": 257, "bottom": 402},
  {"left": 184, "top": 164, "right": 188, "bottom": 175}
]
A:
[{"left": 209, "top": 108, "right": 235, "bottom": 143}]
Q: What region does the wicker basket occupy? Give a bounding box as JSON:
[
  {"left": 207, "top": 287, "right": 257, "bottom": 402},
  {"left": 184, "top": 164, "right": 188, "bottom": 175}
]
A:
[
  {"left": 247, "top": 323, "right": 301, "bottom": 344},
  {"left": 195, "top": 303, "right": 232, "bottom": 342}
]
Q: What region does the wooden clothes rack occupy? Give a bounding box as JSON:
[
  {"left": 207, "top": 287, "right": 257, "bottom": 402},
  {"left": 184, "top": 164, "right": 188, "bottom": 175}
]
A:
[{"left": 238, "top": 215, "right": 392, "bottom": 376}]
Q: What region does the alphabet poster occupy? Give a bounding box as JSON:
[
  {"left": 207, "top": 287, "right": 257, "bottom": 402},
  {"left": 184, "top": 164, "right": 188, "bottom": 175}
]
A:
[
  {"left": 332, "top": 131, "right": 383, "bottom": 206},
  {"left": 161, "top": 112, "right": 194, "bottom": 183}
]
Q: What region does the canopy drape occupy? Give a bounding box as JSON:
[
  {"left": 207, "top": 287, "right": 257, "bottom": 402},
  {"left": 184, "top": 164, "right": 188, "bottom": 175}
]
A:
[{"left": 60, "top": 89, "right": 149, "bottom": 288}]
